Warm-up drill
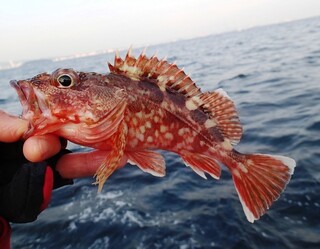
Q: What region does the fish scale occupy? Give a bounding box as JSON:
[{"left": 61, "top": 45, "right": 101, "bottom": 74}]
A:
[{"left": 10, "top": 48, "right": 296, "bottom": 223}]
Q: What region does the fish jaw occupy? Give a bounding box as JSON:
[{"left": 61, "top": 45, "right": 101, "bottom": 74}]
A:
[
  {"left": 11, "top": 80, "right": 49, "bottom": 120},
  {"left": 10, "top": 79, "right": 58, "bottom": 138}
]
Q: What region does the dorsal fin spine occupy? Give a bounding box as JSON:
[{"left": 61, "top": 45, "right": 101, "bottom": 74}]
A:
[
  {"left": 114, "top": 50, "right": 122, "bottom": 68},
  {"left": 177, "top": 76, "right": 194, "bottom": 93},
  {"left": 125, "top": 46, "right": 133, "bottom": 60},
  {"left": 135, "top": 54, "right": 148, "bottom": 71},
  {"left": 169, "top": 71, "right": 184, "bottom": 87},
  {"left": 115, "top": 49, "right": 120, "bottom": 60},
  {"left": 156, "top": 59, "right": 167, "bottom": 71},
  {"left": 142, "top": 55, "right": 158, "bottom": 75},
  {"left": 167, "top": 69, "right": 186, "bottom": 89},
  {"left": 152, "top": 59, "right": 167, "bottom": 76}
]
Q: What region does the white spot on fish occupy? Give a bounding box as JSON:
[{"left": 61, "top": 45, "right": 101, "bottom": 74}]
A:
[
  {"left": 136, "top": 111, "right": 143, "bottom": 119},
  {"left": 159, "top": 85, "right": 166, "bottom": 92},
  {"left": 164, "top": 133, "right": 174, "bottom": 140},
  {"left": 221, "top": 139, "right": 233, "bottom": 150},
  {"left": 136, "top": 133, "right": 144, "bottom": 142},
  {"left": 130, "top": 138, "right": 139, "bottom": 147},
  {"left": 161, "top": 101, "right": 169, "bottom": 109},
  {"left": 132, "top": 117, "right": 138, "bottom": 126},
  {"left": 147, "top": 136, "right": 153, "bottom": 143},
  {"left": 186, "top": 99, "right": 198, "bottom": 110},
  {"left": 145, "top": 121, "right": 152, "bottom": 128},
  {"left": 185, "top": 95, "right": 202, "bottom": 110},
  {"left": 154, "top": 116, "right": 159, "bottom": 123},
  {"left": 200, "top": 141, "right": 206, "bottom": 146},
  {"left": 160, "top": 125, "right": 168, "bottom": 133},
  {"left": 204, "top": 119, "right": 217, "bottom": 128},
  {"left": 178, "top": 128, "right": 185, "bottom": 136},
  {"left": 178, "top": 128, "right": 190, "bottom": 136},
  {"left": 157, "top": 80, "right": 166, "bottom": 92},
  {"left": 139, "top": 126, "right": 146, "bottom": 134}
]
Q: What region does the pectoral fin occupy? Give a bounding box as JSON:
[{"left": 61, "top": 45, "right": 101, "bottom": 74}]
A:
[{"left": 94, "top": 119, "right": 128, "bottom": 192}]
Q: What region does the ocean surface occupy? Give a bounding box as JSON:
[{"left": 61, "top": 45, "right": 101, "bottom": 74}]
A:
[{"left": 1, "top": 16, "right": 319, "bottom": 249}]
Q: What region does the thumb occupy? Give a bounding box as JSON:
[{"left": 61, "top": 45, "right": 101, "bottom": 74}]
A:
[{"left": 0, "top": 111, "right": 28, "bottom": 142}]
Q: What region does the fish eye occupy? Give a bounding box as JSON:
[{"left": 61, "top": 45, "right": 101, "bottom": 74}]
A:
[{"left": 57, "top": 74, "right": 74, "bottom": 88}]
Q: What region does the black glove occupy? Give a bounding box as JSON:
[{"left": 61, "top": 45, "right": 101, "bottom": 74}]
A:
[{"left": 0, "top": 141, "right": 72, "bottom": 223}]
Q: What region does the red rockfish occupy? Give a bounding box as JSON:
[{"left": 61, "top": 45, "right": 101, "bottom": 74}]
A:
[{"left": 11, "top": 49, "right": 296, "bottom": 222}]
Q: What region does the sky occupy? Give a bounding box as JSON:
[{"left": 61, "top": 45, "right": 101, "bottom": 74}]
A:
[{"left": 0, "top": 0, "right": 319, "bottom": 62}]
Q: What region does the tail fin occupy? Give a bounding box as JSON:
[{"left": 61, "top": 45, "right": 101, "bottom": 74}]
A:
[{"left": 229, "top": 153, "right": 296, "bottom": 223}]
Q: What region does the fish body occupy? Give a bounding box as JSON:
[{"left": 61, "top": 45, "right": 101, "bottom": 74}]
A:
[{"left": 11, "top": 49, "right": 296, "bottom": 222}]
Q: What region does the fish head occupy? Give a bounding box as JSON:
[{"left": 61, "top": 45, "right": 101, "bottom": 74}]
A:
[{"left": 11, "top": 68, "right": 125, "bottom": 139}]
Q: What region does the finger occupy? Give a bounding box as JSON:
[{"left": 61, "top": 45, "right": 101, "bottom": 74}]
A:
[
  {"left": 56, "top": 150, "right": 128, "bottom": 178},
  {"left": 0, "top": 110, "right": 28, "bottom": 142},
  {"left": 23, "top": 134, "right": 62, "bottom": 162}
]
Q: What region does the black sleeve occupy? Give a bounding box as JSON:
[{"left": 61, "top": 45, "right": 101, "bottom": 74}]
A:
[{"left": 0, "top": 141, "right": 72, "bottom": 223}]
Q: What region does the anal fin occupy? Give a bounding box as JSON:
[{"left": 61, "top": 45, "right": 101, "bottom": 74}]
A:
[
  {"left": 181, "top": 151, "right": 221, "bottom": 179},
  {"left": 126, "top": 150, "right": 166, "bottom": 177}
]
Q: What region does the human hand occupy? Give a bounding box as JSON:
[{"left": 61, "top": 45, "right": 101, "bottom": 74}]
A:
[
  {"left": 0, "top": 111, "right": 96, "bottom": 222},
  {"left": 0, "top": 110, "right": 62, "bottom": 162},
  {"left": 0, "top": 111, "right": 73, "bottom": 223}
]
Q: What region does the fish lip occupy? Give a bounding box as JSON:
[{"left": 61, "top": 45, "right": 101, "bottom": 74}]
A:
[
  {"left": 10, "top": 80, "right": 32, "bottom": 117},
  {"left": 10, "top": 80, "right": 25, "bottom": 101}
]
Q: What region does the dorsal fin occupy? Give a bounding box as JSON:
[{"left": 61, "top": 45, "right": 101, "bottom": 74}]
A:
[
  {"left": 200, "top": 89, "right": 243, "bottom": 144},
  {"left": 108, "top": 48, "right": 201, "bottom": 98},
  {"left": 185, "top": 88, "right": 243, "bottom": 144},
  {"left": 108, "top": 49, "right": 242, "bottom": 144}
]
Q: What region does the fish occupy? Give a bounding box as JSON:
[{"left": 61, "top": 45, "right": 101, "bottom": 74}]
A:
[{"left": 10, "top": 48, "right": 296, "bottom": 223}]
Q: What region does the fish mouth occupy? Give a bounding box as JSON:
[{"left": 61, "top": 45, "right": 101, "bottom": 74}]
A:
[
  {"left": 10, "top": 80, "right": 50, "bottom": 120},
  {"left": 11, "top": 80, "right": 35, "bottom": 119}
]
